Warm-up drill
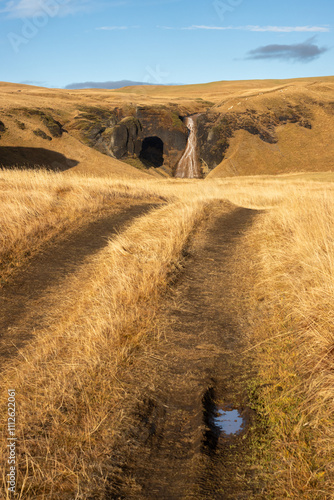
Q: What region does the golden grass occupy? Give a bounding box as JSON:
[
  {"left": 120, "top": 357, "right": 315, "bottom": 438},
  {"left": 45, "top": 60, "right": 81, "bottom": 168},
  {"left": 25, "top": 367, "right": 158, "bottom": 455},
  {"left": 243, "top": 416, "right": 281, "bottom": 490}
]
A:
[
  {"left": 0, "top": 175, "right": 211, "bottom": 497},
  {"left": 0, "top": 169, "right": 334, "bottom": 497},
  {"left": 0, "top": 168, "right": 166, "bottom": 284},
  {"left": 0, "top": 168, "right": 287, "bottom": 286},
  {"left": 2, "top": 76, "right": 334, "bottom": 105},
  {"left": 241, "top": 191, "right": 334, "bottom": 498}
]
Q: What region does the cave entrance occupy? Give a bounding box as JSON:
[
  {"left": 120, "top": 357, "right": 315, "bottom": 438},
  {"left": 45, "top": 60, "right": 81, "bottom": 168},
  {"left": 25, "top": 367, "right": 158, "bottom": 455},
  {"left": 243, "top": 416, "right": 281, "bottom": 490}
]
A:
[{"left": 139, "top": 136, "right": 164, "bottom": 168}]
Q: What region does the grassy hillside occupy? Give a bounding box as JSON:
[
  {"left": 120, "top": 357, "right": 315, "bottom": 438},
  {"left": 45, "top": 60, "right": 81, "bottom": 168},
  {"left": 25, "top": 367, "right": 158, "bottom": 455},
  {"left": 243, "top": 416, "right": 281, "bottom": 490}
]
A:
[
  {"left": 207, "top": 77, "right": 334, "bottom": 177},
  {"left": 0, "top": 76, "right": 333, "bottom": 178}
]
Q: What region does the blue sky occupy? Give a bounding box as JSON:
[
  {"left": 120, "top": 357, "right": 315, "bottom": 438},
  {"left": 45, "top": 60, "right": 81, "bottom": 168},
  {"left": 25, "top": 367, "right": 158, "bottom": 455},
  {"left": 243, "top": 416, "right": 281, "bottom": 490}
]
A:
[{"left": 0, "top": 0, "right": 333, "bottom": 88}]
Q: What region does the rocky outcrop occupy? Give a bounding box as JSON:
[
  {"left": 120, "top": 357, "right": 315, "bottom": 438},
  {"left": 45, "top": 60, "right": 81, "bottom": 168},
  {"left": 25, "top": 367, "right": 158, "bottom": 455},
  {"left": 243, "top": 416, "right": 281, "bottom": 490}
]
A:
[
  {"left": 197, "top": 104, "right": 313, "bottom": 171},
  {"left": 41, "top": 114, "right": 64, "bottom": 138},
  {"left": 134, "top": 106, "right": 188, "bottom": 170},
  {"left": 102, "top": 116, "right": 142, "bottom": 158},
  {"left": 15, "top": 120, "right": 25, "bottom": 130},
  {"left": 18, "top": 109, "right": 65, "bottom": 138},
  {"left": 71, "top": 102, "right": 313, "bottom": 174},
  {"left": 0, "top": 121, "right": 6, "bottom": 140},
  {"left": 33, "top": 129, "right": 52, "bottom": 141},
  {"left": 69, "top": 105, "right": 188, "bottom": 172},
  {"left": 71, "top": 106, "right": 119, "bottom": 151}
]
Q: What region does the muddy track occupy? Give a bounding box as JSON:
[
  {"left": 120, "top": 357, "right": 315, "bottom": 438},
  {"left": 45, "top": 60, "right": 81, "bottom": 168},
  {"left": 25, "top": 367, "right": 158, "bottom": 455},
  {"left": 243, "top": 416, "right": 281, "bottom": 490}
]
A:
[
  {"left": 0, "top": 203, "right": 158, "bottom": 363},
  {"left": 109, "top": 203, "right": 266, "bottom": 499}
]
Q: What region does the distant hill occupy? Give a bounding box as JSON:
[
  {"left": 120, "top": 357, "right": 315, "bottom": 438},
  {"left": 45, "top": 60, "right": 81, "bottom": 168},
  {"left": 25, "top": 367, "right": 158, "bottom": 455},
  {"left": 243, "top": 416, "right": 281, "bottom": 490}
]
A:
[{"left": 65, "top": 80, "right": 161, "bottom": 90}]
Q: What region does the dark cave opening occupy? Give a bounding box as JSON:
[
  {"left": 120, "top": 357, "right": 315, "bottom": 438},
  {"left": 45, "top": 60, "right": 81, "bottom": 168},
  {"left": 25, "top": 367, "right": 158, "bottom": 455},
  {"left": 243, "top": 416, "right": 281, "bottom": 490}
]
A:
[{"left": 139, "top": 136, "right": 164, "bottom": 168}]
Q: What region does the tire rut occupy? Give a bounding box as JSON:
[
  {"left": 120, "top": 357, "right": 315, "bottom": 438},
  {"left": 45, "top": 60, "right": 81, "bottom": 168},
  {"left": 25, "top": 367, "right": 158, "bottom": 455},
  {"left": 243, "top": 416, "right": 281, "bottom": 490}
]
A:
[
  {"left": 109, "top": 202, "right": 265, "bottom": 499},
  {"left": 0, "top": 202, "right": 159, "bottom": 363}
]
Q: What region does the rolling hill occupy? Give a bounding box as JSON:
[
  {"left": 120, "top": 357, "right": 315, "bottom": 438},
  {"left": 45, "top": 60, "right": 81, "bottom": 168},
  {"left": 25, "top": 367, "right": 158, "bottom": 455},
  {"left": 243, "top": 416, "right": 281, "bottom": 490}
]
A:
[{"left": 0, "top": 76, "right": 333, "bottom": 178}]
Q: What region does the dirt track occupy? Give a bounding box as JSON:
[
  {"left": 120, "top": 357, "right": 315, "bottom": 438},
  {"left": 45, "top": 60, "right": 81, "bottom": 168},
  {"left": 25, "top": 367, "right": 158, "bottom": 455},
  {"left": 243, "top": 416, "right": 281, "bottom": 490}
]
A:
[
  {"left": 0, "top": 203, "right": 158, "bottom": 363},
  {"left": 1, "top": 200, "right": 267, "bottom": 498},
  {"left": 108, "top": 202, "right": 266, "bottom": 499}
]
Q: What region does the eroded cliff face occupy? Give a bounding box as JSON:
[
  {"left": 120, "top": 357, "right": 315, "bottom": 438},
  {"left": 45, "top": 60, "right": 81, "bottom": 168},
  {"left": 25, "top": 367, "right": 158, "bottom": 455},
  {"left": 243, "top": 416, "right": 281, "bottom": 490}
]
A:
[
  {"left": 67, "top": 101, "right": 315, "bottom": 176},
  {"left": 1, "top": 80, "right": 331, "bottom": 178},
  {"left": 68, "top": 105, "right": 189, "bottom": 174},
  {"left": 196, "top": 104, "right": 313, "bottom": 172}
]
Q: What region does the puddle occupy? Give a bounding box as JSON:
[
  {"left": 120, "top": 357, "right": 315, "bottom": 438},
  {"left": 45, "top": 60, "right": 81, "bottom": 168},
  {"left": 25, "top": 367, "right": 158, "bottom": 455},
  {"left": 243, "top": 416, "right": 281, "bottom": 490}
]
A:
[
  {"left": 213, "top": 407, "right": 244, "bottom": 435},
  {"left": 202, "top": 388, "right": 248, "bottom": 453}
]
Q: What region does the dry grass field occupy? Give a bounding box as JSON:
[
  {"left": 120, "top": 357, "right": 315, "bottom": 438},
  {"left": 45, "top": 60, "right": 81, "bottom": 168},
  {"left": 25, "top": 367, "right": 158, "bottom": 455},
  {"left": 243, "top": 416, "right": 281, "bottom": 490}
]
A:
[
  {"left": 0, "top": 169, "right": 165, "bottom": 285},
  {"left": 236, "top": 185, "right": 334, "bottom": 498},
  {"left": 0, "top": 168, "right": 333, "bottom": 498}
]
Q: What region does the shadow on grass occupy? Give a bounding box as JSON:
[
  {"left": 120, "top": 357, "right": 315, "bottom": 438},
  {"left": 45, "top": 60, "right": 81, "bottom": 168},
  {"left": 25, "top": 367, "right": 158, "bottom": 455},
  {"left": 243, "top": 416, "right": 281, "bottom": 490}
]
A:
[{"left": 0, "top": 146, "right": 78, "bottom": 171}]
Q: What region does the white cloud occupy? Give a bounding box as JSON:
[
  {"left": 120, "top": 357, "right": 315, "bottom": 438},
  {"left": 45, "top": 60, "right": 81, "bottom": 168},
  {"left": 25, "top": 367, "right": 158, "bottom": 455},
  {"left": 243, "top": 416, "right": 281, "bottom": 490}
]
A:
[
  {"left": 97, "top": 26, "right": 128, "bottom": 30},
  {"left": 161, "top": 25, "right": 330, "bottom": 33},
  {"left": 248, "top": 25, "right": 330, "bottom": 33},
  {"left": 180, "top": 25, "right": 230, "bottom": 30},
  {"left": 0, "top": 0, "right": 100, "bottom": 18},
  {"left": 1, "top": 0, "right": 43, "bottom": 18}
]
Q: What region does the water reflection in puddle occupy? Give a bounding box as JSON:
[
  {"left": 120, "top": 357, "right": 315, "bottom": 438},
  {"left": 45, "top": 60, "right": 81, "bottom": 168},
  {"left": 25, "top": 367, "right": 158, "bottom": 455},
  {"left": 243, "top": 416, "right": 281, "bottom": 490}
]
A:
[{"left": 214, "top": 408, "right": 244, "bottom": 435}]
